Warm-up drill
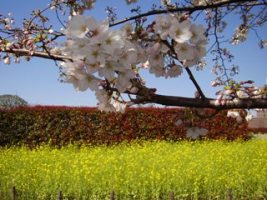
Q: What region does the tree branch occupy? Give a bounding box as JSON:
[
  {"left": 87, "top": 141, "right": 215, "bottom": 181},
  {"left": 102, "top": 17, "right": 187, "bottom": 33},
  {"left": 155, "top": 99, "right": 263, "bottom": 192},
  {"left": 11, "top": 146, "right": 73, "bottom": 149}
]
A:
[
  {"left": 150, "top": 94, "right": 267, "bottom": 110},
  {"left": 110, "top": 0, "right": 266, "bottom": 27},
  {"left": 184, "top": 67, "right": 206, "bottom": 100},
  {"left": 161, "top": 40, "right": 206, "bottom": 100},
  {"left": 1, "top": 48, "right": 71, "bottom": 62}
]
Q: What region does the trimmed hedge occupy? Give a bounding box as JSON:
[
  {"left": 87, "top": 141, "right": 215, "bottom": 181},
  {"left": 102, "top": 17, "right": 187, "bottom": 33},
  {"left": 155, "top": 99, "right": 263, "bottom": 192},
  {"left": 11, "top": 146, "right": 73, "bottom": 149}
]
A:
[
  {"left": 0, "top": 106, "right": 249, "bottom": 147},
  {"left": 248, "top": 128, "right": 267, "bottom": 134}
]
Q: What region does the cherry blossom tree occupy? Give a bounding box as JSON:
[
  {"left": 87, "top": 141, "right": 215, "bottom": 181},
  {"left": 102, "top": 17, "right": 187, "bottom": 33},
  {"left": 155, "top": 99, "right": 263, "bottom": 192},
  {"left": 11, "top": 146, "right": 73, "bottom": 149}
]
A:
[{"left": 1, "top": 0, "right": 267, "bottom": 116}]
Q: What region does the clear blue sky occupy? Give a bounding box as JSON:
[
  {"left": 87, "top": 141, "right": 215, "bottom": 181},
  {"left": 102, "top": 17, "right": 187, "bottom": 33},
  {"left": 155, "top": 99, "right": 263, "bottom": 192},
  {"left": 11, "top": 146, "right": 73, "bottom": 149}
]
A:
[{"left": 0, "top": 0, "right": 266, "bottom": 106}]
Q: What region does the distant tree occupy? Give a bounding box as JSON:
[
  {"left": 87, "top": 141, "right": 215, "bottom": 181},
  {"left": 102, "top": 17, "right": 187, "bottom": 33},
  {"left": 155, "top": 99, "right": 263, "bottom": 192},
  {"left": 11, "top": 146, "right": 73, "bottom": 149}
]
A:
[{"left": 0, "top": 94, "right": 28, "bottom": 109}]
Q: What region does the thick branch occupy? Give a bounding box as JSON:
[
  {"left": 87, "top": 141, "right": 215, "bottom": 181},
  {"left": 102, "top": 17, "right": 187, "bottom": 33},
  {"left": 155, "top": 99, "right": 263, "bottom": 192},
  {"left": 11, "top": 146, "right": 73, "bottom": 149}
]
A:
[
  {"left": 1, "top": 48, "right": 71, "bottom": 62},
  {"left": 149, "top": 94, "right": 267, "bottom": 110},
  {"left": 110, "top": 0, "right": 266, "bottom": 27}
]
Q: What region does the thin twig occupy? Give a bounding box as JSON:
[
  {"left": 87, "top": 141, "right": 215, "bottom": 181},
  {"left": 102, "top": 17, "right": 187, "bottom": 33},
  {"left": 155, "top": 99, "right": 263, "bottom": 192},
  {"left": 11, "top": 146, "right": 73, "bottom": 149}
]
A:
[
  {"left": 213, "top": 8, "right": 230, "bottom": 83},
  {"left": 184, "top": 67, "right": 206, "bottom": 100},
  {"left": 110, "top": 0, "right": 266, "bottom": 27}
]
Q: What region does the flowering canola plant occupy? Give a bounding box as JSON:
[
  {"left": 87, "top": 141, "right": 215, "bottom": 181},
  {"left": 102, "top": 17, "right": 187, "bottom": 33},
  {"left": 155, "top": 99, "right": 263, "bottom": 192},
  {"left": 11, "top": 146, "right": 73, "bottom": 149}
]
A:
[{"left": 0, "top": 140, "right": 266, "bottom": 199}]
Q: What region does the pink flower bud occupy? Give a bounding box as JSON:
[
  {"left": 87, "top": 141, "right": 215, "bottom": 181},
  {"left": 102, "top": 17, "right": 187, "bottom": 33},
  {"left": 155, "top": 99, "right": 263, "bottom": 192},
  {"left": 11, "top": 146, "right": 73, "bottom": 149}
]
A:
[
  {"left": 3, "top": 56, "right": 10, "bottom": 65},
  {"left": 211, "top": 81, "right": 220, "bottom": 87}
]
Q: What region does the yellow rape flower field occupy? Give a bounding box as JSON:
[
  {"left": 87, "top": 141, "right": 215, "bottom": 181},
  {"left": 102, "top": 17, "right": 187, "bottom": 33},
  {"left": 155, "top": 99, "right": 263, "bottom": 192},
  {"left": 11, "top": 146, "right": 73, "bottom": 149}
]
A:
[{"left": 0, "top": 140, "right": 267, "bottom": 200}]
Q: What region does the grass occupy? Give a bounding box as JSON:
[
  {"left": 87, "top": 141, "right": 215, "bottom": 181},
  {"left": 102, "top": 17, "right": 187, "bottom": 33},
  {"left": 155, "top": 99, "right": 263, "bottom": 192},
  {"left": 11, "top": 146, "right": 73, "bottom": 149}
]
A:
[{"left": 0, "top": 139, "right": 267, "bottom": 199}]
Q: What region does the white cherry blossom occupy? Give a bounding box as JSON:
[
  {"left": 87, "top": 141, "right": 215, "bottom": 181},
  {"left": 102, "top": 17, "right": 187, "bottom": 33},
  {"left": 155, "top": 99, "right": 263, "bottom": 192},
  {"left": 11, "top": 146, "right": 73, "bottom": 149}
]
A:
[
  {"left": 231, "top": 25, "right": 249, "bottom": 45},
  {"left": 61, "top": 61, "right": 100, "bottom": 91},
  {"left": 95, "top": 89, "right": 110, "bottom": 103},
  {"left": 83, "top": 0, "right": 96, "bottom": 9},
  {"left": 175, "top": 42, "right": 195, "bottom": 61},
  {"left": 96, "top": 90, "right": 127, "bottom": 113},
  {"left": 190, "top": 24, "right": 206, "bottom": 44},
  {"left": 113, "top": 100, "right": 127, "bottom": 113},
  {"left": 66, "top": 16, "right": 109, "bottom": 44},
  {"left": 115, "top": 70, "right": 135, "bottom": 92},
  {"left": 192, "top": 0, "right": 227, "bottom": 6},
  {"left": 95, "top": 90, "right": 115, "bottom": 112},
  {"left": 186, "top": 127, "right": 208, "bottom": 139},
  {"left": 98, "top": 61, "right": 118, "bottom": 81},
  {"left": 148, "top": 42, "right": 162, "bottom": 54},
  {"left": 166, "top": 64, "right": 183, "bottom": 78},
  {"left": 98, "top": 101, "right": 116, "bottom": 112},
  {"left": 227, "top": 110, "right": 242, "bottom": 123},
  {"left": 85, "top": 62, "right": 102, "bottom": 74},
  {"left": 101, "top": 31, "right": 124, "bottom": 55},
  {"left": 237, "top": 90, "right": 248, "bottom": 98},
  {"left": 245, "top": 113, "right": 253, "bottom": 121},
  {"left": 119, "top": 48, "right": 138, "bottom": 67},
  {"left": 147, "top": 44, "right": 166, "bottom": 76},
  {"left": 84, "top": 44, "right": 106, "bottom": 66},
  {"left": 121, "top": 23, "right": 134, "bottom": 37},
  {"left": 3, "top": 56, "right": 10, "bottom": 65},
  {"left": 169, "top": 19, "right": 192, "bottom": 43},
  {"left": 65, "top": 15, "right": 91, "bottom": 38},
  {"left": 194, "top": 41, "right": 207, "bottom": 59},
  {"left": 135, "top": 43, "right": 149, "bottom": 64},
  {"left": 154, "top": 15, "right": 173, "bottom": 40},
  {"left": 149, "top": 66, "right": 166, "bottom": 77},
  {"left": 161, "top": 0, "right": 172, "bottom": 6},
  {"left": 66, "top": 72, "right": 100, "bottom": 92},
  {"left": 148, "top": 51, "right": 165, "bottom": 70},
  {"left": 62, "top": 38, "right": 91, "bottom": 59}
]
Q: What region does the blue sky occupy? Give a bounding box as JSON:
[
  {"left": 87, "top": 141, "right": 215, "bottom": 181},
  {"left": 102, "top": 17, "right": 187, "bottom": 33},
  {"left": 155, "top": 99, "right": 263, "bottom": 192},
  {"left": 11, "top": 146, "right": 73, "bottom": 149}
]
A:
[{"left": 0, "top": 0, "right": 266, "bottom": 107}]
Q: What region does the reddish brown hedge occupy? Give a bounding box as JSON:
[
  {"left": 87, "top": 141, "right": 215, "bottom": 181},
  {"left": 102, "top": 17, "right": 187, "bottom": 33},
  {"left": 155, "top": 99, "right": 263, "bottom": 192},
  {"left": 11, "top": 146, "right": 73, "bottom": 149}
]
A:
[
  {"left": 0, "top": 106, "right": 249, "bottom": 147},
  {"left": 248, "top": 128, "right": 267, "bottom": 134}
]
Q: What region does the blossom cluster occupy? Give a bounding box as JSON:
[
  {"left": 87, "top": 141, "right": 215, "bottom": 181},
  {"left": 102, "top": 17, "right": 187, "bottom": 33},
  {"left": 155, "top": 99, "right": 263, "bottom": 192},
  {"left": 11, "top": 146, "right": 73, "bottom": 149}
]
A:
[
  {"left": 0, "top": 11, "right": 57, "bottom": 64},
  {"left": 61, "top": 15, "right": 140, "bottom": 112},
  {"left": 231, "top": 24, "right": 249, "bottom": 45},
  {"left": 151, "top": 14, "right": 207, "bottom": 75},
  {"left": 61, "top": 14, "right": 208, "bottom": 112},
  {"left": 0, "top": 13, "right": 15, "bottom": 64},
  {"left": 50, "top": 0, "right": 96, "bottom": 15},
  {"left": 214, "top": 80, "right": 266, "bottom": 109}
]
